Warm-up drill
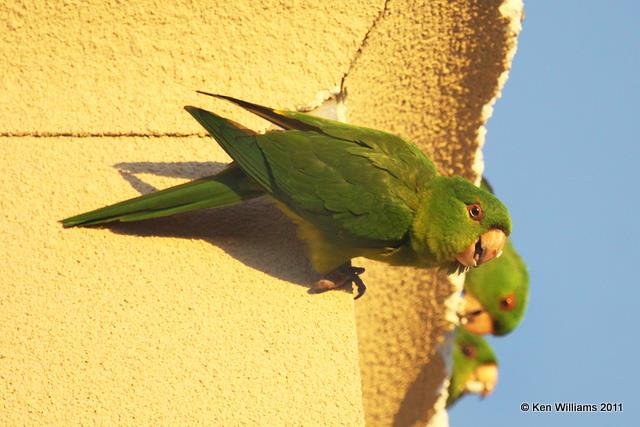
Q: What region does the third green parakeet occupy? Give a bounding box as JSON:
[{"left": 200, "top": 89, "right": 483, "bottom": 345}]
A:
[
  {"left": 447, "top": 328, "right": 498, "bottom": 408},
  {"left": 62, "top": 93, "right": 512, "bottom": 297},
  {"left": 458, "top": 178, "right": 529, "bottom": 334}
]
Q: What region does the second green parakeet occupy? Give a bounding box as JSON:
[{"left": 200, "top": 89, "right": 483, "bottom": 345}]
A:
[
  {"left": 63, "top": 93, "right": 512, "bottom": 296},
  {"left": 447, "top": 328, "right": 498, "bottom": 407},
  {"left": 461, "top": 240, "right": 529, "bottom": 335}
]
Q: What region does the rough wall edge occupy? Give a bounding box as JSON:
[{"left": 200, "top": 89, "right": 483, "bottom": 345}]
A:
[
  {"left": 425, "top": 272, "right": 465, "bottom": 427},
  {"left": 433, "top": 1, "right": 524, "bottom": 424},
  {"left": 471, "top": 0, "right": 525, "bottom": 184}
]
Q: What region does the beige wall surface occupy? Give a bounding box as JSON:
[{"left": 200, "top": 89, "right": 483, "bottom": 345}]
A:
[
  {"left": 0, "top": 0, "right": 522, "bottom": 425},
  {"left": 0, "top": 138, "right": 365, "bottom": 425},
  {"left": 1, "top": 0, "right": 381, "bottom": 135}
]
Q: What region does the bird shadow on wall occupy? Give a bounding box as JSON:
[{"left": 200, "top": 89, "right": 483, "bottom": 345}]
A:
[
  {"left": 392, "top": 350, "right": 447, "bottom": 427},
  {"left": 100, "top": 160, "right": 322, "bottom": 291}
]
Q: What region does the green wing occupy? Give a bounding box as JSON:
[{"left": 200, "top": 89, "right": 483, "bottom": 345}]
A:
[
  {"left": 186, "top": 104, "right": 437, "bottom": 248},
  {"left": 257, "top": 131, "right": 415, "bottom": 246},
  {"left": 199, "top": 92, "right": 437, "bottom": 185}
]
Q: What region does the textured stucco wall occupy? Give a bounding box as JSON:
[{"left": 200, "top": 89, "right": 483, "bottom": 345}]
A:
[
  {"left": 0, "top": 138, "right": 365, "bottom": 425},
  {"left": 0, "top": 0, "right": 522, "bottom": 425}
]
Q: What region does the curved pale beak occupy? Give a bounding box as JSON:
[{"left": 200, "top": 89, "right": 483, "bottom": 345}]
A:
[
  {"left": 465, "top": 363, "right": 498, "bottom": 398},
  {"left": 456, "top": 229, "right": 507, "bottom": 268},
  {"left": 459, "top": 292, "right": 494, "bottom": 335}
]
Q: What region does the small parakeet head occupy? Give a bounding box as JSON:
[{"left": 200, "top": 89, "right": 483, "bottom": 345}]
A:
[
  {"left": 460, "top": 240, "right": 529, "bottom": 335},
  {"left": 447, "top": 328, "right": 498, "bottom": 408},
  {"left": 457, "top": 177, "right": 529, "bottom": 335},
  {"left": 416, "top": 176, "right": 512, "bottom": 273}
]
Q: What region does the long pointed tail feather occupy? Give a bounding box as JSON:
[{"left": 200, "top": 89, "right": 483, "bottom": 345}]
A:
[{"left": 61, "top": 166, "right": 263, "bottom": 227}]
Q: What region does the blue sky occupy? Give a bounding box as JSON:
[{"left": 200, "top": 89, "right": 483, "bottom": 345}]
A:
[{"left": 449, "top": 1, "right": 639, "bottom": 426}]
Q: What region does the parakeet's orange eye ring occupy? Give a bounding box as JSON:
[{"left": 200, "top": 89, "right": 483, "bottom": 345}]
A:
[
  {"left": 499, "top": 293, "right": 516, "bottom": 311},
  {"left": 461, "top": 343, "right": 477, "bottom": 359},
  {"left": 467, "top": 203, "right": 484, "bottom": 221}
]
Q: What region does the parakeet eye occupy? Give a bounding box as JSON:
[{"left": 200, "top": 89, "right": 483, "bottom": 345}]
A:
[
  {"left": 499, "top": 293, "right": 516, "bottom": 311},
  {"left": 461, "top": 343, "right": 477, "bottom": 359},
  {"left": 467, "top": 203, "right": 484, "bottom": 221}
]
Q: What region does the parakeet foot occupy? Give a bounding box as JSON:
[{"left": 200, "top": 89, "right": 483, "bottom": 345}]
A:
[{"left": 310, "top": 263, "right": 367, "bottom": 299}]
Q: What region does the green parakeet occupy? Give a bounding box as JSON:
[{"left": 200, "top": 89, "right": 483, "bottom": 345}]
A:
[
  {"left": 447, "top": 328, "right": 498, "bottom": 408},
  {"left": 458, "top": 178, "right": 529, "bottom": 335},
  {"left": 62, "top": 93, "right": 512, "bottom": 296}
]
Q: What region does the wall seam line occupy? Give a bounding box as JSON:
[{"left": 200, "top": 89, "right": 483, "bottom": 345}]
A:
[{"left": 0, "top": 132, "right": 207, "bottom": 138}]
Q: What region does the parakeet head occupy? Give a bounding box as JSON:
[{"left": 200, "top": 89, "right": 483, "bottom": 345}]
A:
[
  {"left": 447, "top": 328, "right": 498, "bottom": 408},
  {"left": 416, "top": 176, "right": 511, "bottom": 273},
  {"left": 460, "top": 240, "right": 529, "bottom": 335}
]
